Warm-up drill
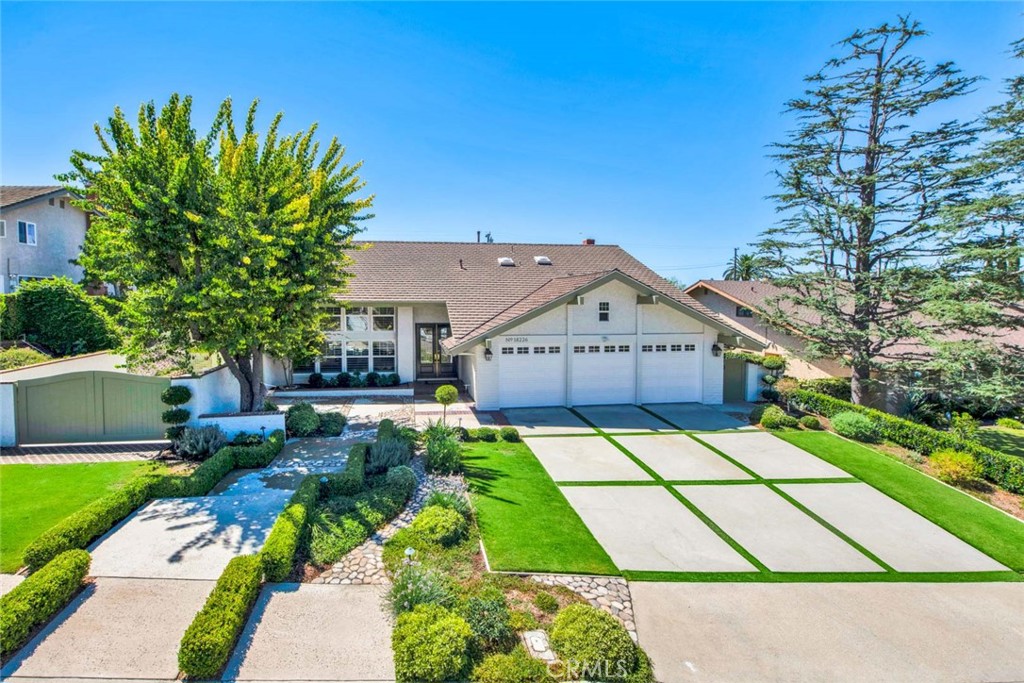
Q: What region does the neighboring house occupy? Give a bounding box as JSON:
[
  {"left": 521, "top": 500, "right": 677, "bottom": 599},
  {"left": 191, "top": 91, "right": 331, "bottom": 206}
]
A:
[
  {"left": 297, "top": 240, "right": 764, "bottom": 410},
  {"left": 686, "top": 279, "right": 852, "bottom": 382},
  {"left": 0, "top": 186, "right": 88, "bottom": 293}
]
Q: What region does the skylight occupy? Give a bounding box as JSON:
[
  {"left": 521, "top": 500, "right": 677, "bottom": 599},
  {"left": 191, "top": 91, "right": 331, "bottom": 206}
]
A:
[{"left": 534, "top": 255, "right": 553, "bottom": 265}]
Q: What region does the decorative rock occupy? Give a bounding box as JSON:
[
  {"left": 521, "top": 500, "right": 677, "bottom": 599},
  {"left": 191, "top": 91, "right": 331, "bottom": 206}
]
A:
[{"left": 527, "top": 573, "right": 638, "bottom": 641}]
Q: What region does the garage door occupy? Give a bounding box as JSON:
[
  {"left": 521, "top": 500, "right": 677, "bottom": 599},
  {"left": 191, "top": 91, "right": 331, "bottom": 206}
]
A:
[
  {"left": 639, "top": 337, "right": 702, "bottom": 403},
  {"left": 498, "top": 343, "right": 566, "bottom": 408},
  {"left": 571, "top": 342, "right": 635, "bottom": 405}
]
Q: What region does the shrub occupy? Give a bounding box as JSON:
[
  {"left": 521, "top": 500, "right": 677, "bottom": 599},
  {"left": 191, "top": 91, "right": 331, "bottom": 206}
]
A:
[
  {"left": 231, "top": 431, "right": 264, "bottom": 446},
  {"left": 0, "top": 549, "right": 90, "bottom": 657},
  {"left": 0, "top": 347, "right": 49, "bottom": 370},
  {"left": 368, "top": 438, "right": 412, "bottom": 475},
  {"left": 24, "top": 477, "right": 155, "bottom": 571},
  {"left": 509, "top": 609, "right": 540, "bottom": 632},
  {"left": 499, "top": 426, "right": 522, "bottom": 442},
  {"left": 228, "top": 429, "right": 285, "bottom": 468},
  {"left": 319, "top": 411, "right": 346, "bottom": 437},
  {"left": 424, "top": 490, "right": 471, "bottom": 519},
  {"left": 378, "top": 418, "right": 397, "bottom": 439},
  {"left": 798, "top": 377, "right": 851, "bottom": 401},
  {"left": 365, "top": 371, "right": 381, "bottom": 387},
  {"left": 798, "top": 415, "right": 822, "bottom": 430},
  {"left": 549, "top": 604, "right": 643, "bottom": 682},
  {"left": 262, "top": 398, "right": 279, "bottom": 412},
  {"left": 472, "top": 647, "right": 550, "bottom": 683},
  {"left": 307, "top": 372, "right": 325, "bottom": 388},
  {"left": 435, "top": 383, "right": 459, "bottom": 408},
  {"left": 165, "top": 425, "right": 186, "bottom": 441},
  {"left": 161, "top": 385, "right": 192, "bottom": 406},
  {"left": 950, "top": 412, "right": 980, "bottom": 441},
  {"left": 761, "top": 374, "right": 778, "bottom": 386},
  {"left": 309, "top": 481, "right": 413, "bottom": 565},
  {"left": 2, "top": 277, "right": 120, "bottom": 355},
  {"left": 410, "top": 505, "right": 467, "bottom": 547},
  {"left": 761, "top": 387, "right": 780, "bottom": 402},
  {"left": 285, "top": 402, "right": 320, "bottom": 437},
  {"left": 178, "top": 554, "right": 263, "bottom": 679},
  {"left": 996, "top": 417, "right": 1024, "bottom": 430},
  {"left": 760, "top": 355, "right": 786, "bottom": 372},
  {"left": 386, "top": 564, "right": 455, "bottom": 616},
  {"left": 176, "top": 425, "right": 227, "bottom": 461},
  {"left": 759, "top": 405, "right": 798, "bottom": 430},
  {"left": 931, "top": 449, "right": 983, "bottom": 486},
  {"left": 474, "top": 427, "right": 498, "bottom": 442},
  {"left": 392, "top": 604, "right": 473, "bottom": 683},
  {"left": 463, "top": 595, "right": 514, "bottom": 650},
  {"left": 830, "top": 411, "right": 879, "bottom": 443},
  {"left": 386, "top": 465, "right": 418, "bottom": 495},
  {"left": 748, "top": 405, "right": 768, "bottom": 425},
  {"left": 533, "top": 591, "right": 559, "bottom": 614},
  {"left": 323, "top": 443, "right": 367, "bottom": 496},
  {"left": 161, "top": 407, "right": 190, "bottom": 425},
  {"left": 426, "top": 435, "right": 462, "bottom": 474},
  {"left": 261, "top": 476, "right": 319, "bottom": 581},
  {"left": 422, "top": 419, "right": 460, "bottom": 442}
]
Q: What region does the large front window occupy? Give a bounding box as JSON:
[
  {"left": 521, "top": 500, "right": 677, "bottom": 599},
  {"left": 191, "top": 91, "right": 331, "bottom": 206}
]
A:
[
  {"left": 346, "top": 341, "right": 369, "bottom": 372},
  {"left": 345, "top": 306, "right": 369, "bottom": 331},
  {"left": 373, "top": 341, "right": 396, "bottom": 371}
]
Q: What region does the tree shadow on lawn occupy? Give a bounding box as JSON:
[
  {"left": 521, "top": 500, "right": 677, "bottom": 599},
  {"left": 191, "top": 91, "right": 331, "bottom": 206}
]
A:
[{"left": 461, "top": 453, "right": 519, "bottom": 507}]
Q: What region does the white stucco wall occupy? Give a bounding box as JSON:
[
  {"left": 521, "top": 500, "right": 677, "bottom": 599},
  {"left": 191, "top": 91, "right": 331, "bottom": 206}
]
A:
[
  {"left": 397, "top": 306, "right": 415, "bottom": 382},
  {"left": 702, "top": 326, "right": 724, "bottom": 404},
  {"left": 745, "top": 361, "right": 767, "bottom": 402},
  {"left": 569, "top": 280, "right": 639, "bottom": 335},
  {"left": 0, "top": 352, "right": 127, "bottom": 382},
  {"left": 262, "top": 356, "right": 290, "bottom": 387},
  {"left": 468, "top": 344, "right": 500, "bottom": 410},
  {"left": 196, "top": 411, "right": 285, "bottom": 440},
  {"left": 171, "top": 365, "right": 240, "bottom": 426},
  {"left": 0, "top": 383, "right": 16, "bottom": 447}
]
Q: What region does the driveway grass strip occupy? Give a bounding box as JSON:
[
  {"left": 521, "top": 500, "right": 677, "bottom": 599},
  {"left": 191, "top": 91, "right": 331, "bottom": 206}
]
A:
[
  {"left": 633, "top": 405, "right": 681, "bottom": 429},
  {"left": 685, "top": 433, "right": 764, "bottom": 480},
  {"left": 463, "top": 440, "right": 619, "bottom": 576},
  {"left": 555, "top": 477, "right": 860, "bottom": 487},
  {"left": 622, "top": 570, "right": 1024, "bottom": 583},
  {"left": 777, "top": 431, "right": 1024, "bottom": 572}
]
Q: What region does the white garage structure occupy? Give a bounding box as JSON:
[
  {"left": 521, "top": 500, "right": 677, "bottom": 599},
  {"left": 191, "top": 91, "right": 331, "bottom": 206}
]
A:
[{"left": 299, "top": 241, "right": 764, "bottom": 410}]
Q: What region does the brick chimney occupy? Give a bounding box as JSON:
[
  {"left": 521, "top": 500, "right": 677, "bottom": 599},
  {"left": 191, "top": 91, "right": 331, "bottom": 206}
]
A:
[{"left": 582, "top": 238, "right": 596, "bottom": 245}]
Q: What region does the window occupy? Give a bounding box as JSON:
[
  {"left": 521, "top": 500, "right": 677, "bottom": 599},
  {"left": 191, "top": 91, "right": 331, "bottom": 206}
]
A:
[
  {"left": 372, "top": 307, "right": 395, "bottom": 331},
  {"left": 598, "top": 301, "right": 610, "bottom": 322},
  {"left": 516, "top": 346, "right": 529, "bottom": 354},
  {"left": 0, "top": 220, "right": 5, "bottom": 238},
  {"left": 323, "top": 305, "right": 343, "bottom": 331},
  {"left": 618, "top": 345, "right": 630, "bottom": 353},
  {"left": 345, "top": 306, "right": 369, "bottom": 331},
  {"left": 533, "top": 346, "right": 546, "bottom": 354},
  {"left": 736, "top": 306, "right": 754, "bottom": 318},
  {"left": 501, "top": 347, "right": 514, "bottom": 355},
  {"left": 293, "top": 357, "right": 316, "bottom": 373},
  {"left": 346, "top": 340, "right": 369, "bottom": 372},
  {"left": 573, "top": 345, "right": 585, "bottom": 353},
  {"left": 670, "top": 344, "right": 682, "bottom": 352},
  {"left": 549, "top": 346, "right": 561, "bottom": 354},
  {"left": 320, "top": 342, "right": 344, "bottom": 372},
  {"left": 17, "top": 221, "right": 36, "bottom": 246},
  {"left": 642, "top": 345, "right": 653, "bottom": 352},
  {"left": 588, "top": 345, "right": 600, "bottom": 353},
  {"left": 655, "top": 344, "right": 667, "bottom": 352},
  {"left": 684, "top": 344, "right": 696, "bottom": 351},
  {"left": 373, "top": 341, "right": 396, "bottom": 372},
  {"left": 604, "top": 345, "right": 616, "bottom": 353}
]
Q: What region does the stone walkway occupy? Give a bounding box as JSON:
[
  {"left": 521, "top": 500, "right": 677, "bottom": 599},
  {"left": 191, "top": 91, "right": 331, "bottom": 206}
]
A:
[{"left": 0, "top": 442, "right": 166, "bottom": 464}]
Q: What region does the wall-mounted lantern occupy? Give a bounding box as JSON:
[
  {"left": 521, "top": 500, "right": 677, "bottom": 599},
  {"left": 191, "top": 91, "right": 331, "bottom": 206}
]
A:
[
  {"left": 711, "top": 343, "right": 723, "bottom": 357},
  {"left": 484, "top": 347, "right": 493, "bottom": 361}
]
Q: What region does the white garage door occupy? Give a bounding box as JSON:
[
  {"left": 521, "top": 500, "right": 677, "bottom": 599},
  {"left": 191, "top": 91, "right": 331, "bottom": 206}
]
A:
[
  {"left": 498, "top": 343, "right": 566, "bottom": 408},
  {"left": 571, "top": 342, "right": 635, "bottom": 405},
  {"left": 639, "top": 337, "right": 702, "bottom": 403}
]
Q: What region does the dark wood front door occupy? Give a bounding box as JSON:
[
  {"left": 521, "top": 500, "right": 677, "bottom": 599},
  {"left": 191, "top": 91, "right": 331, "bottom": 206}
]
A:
[{"left": 417, "top": 324, "right": 456, "bottom": 379}]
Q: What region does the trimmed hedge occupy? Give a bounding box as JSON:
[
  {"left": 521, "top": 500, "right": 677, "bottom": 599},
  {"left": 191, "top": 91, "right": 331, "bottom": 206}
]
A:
[
  {"left": 393, "top": 604, "right": 474, "bottom": 683},
  {"left": 0, "top": 277, "right": 120, "bottom": 355},
  {"left": 23, "top": 431, "right": 286, "bottom": 570},
  {"left": 0, "top": 549, "right": 90, "bottom": 657},
  {"left": 309, "top": 477, "right": 417, "bottom": 565},
  {"left": 323, "top": 443, "right": 368, "bottom": 496},
  {"left": 178, "top": 554, "right": 263, "bottom": 679},
  {"left": 549, "top": 603, "right": 648, "bottom": 682},
  {"left": 261, "top": 476, "right": 320, "bottom": 581},
  {"left": 780, "top": 388, "right": 1024, "bottom": 493}
]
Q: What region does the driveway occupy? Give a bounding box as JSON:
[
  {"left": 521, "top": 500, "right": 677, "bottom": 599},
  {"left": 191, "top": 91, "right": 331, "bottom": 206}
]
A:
[{"left": 631, "top": 581, "right": 1024, "bottom": 682}]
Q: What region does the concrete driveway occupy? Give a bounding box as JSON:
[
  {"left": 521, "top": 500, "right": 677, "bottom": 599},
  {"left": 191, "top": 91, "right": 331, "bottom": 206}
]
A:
[{"left": 632, "top": 581, "right": 1024, "bottom": 683}]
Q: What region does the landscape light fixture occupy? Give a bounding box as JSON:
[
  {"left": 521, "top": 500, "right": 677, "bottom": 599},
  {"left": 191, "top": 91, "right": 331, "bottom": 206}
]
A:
[
  {"left": 711, "top": 343, "right": 723, "bottom": 357},
  {"left": 484, "top": 347, "right": 493, "bottom": 361}
]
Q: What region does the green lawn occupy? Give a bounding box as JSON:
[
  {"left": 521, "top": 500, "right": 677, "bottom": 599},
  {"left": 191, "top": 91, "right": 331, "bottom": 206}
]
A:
[
  {"left": 977, "top": 426, "right": 1024, "bottom": 459},
  {"left": 777, "top": 431, "right": 1024, "bottom": 572},
  {"left": 463, "top": 440, "right": 618, "bottom": 576},
  {"left": 0, "top": 461, "right": 166, "bottom": 572}
]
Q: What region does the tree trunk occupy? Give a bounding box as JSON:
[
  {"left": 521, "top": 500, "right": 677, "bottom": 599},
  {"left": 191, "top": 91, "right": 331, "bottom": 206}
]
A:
[
  {"left": 850, "top": 362, "right": 872, "bottom": 406},
  {"left": 221, "top": 346, "right": 268, "bottom": 413}
]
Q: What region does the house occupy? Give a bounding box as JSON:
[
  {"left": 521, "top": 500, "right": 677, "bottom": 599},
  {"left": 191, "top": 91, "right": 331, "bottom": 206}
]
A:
[
  {"left": 296, "top": 240, "right": 764, "bottom": 410},
  {"left": 0, "top": 186, "right": 88, "bottom": 293}
]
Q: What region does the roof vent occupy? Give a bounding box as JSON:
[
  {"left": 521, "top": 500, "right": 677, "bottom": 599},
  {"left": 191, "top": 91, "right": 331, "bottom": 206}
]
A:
[
  {"left": 534, "top": 255, "right": 552, "bottom": 265},
  {"left": 497, "top": 257, "right": 515, "bottom": 267}
]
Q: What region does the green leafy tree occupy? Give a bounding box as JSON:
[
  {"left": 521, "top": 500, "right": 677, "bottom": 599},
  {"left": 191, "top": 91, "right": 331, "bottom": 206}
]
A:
[
  {"left": 63, "top": 95, "right": 373, "bottom": 411},
  {"left": 756, "top": 18, "right": 981, "bottom": 405},
  {"left": 722, "top": 253, "right": 774, "bottom": 280},
  {"left": 435, "top": 384, "right": 459, "bottom": 424}
]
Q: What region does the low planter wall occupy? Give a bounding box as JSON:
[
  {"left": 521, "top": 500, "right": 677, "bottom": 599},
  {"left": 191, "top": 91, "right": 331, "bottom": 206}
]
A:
[
  {"left": 196, "top": 411, "right": 286, "bottom": 440},
  {"left": 270, "top": 386, "right": 414, "bottom": 399}
]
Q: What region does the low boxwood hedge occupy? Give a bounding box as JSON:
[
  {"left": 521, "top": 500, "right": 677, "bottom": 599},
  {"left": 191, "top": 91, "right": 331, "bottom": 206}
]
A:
[
  {"left": 323, "top": 443, "right": 368, "bottom": 497},
  {"left": 393, "top": 604, "right": 474, "bottom": 683},
  {"left": 178, "top": 554, "right": 263, "bottom": 679},
  {"left": 780, "top": 387, "right": 1024, "bottom": 493},
  {"left": 260, "top": 476, "right": 320, "bottom": 582},
  {"left": 0, "top": 549, "right": 91, "bottom": 657},
  {"left": 22, "top": 431, "right": 287, "bottom": 571}
]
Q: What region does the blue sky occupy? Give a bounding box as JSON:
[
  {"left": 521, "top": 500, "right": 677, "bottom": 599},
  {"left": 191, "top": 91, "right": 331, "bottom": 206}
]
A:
[{"left": 2, "top": 2, "right": 1021, "bottom": 282}]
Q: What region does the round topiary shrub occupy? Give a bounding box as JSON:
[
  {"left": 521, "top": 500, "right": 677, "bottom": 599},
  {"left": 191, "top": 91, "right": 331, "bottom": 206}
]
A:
[
  {"left": 161, "top": 408, "right": 190, "bottom": 425},
  {"left": 285, "top": 402, "right": 321, "bottom": 437},
  {"left": 410, "top": 505, "right": 467, "bottom": 547},
  {"left": 759, "top": 405, "right": 798, "bottom": 430},
  {"left": 319, "top": 411, "right": 346, "bottom": 437},
  {"left": 474, "top": 427, "right": 498, "bottom": 442},
  {"left": 549, "top": 604, "right": 643, "bottom": 682},
  {"left": 160, "top": 385, "right": 192, "bottom": 406},
  {"left": 930, "top": 449, "right": 982, "bottom": 486},
  {"left": 761, "top": 374, "right": 778, "bottom": 386},
  {"left": 307, "top": 372, "right": 324, "bottom": 388},
  {"left": 386, "top": 465, "right": 417, "bottom": 496},
  {"left": 499, "top": 426, "right": 521, "bottom": 442},
  {"left": 760, "top": 355, "right": 786, "bottom": 372},
  {"left": 798, "top": 415, "right": 822, "bottom": 430},
  {"left": 472, "top": 647, "right": 549, "bottom": 683},
  {"left": 830, "top": 411, "right": 878, "bottom": 442},
  {"left": 393, "top": 604, "right": 473, "bottom": 683}
]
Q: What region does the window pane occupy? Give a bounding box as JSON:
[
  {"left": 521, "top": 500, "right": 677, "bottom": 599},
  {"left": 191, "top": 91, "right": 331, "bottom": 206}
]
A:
[
  {"left": 502, "top": 347, "right": 514, "bottom": 355},
  {"left": 533, "top": 346, "right": 546, "bottom": 354},
  {"left": 323, "top": 306, "right": 343, "bottom": 331},
  {"left": 604, "top": 345, "right": 616, "bottom": 353},
  {"left": 348, "top": 357, "right": 369, "bottom": 372},
  {"left": 320, "top": 356, "right": 343, "bottom": 371},
  {"left": 372, "top": 316, "right": 395, "bottom": 331},
  {"left": 293, "top": 357, "right": 316, "bottom": 372},
  {"left": 346, "top": 341, "right": 369, "bottom": 356},
  {"left": 373, "top": 307, "right": 395, "bottom": 315},
  {"left": 588, "top": 345, "right": 600, "bottom": 353},
  {"left": 374, "top": 358, "right": 395, "bottom": 372},
  {"left": 549, "top": 346, "right": 561, "bottom": 354},
  {"left": 373, "top": 341, "right": 395, "bottom": 356},
  {"left": 619, "top": 345, "right": 630, "bottom": 353},
  {"left": 346, "top": 312, "right": 369, "bottom": 331}
]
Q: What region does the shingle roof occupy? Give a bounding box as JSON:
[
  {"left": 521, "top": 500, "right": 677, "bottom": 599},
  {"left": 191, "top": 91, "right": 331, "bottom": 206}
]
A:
[
  {"left": 0, "top": 186, "right": 66, "bottom": 209},
  {"left": 342, "top": 241, "right": 758, "bottom": 349}
]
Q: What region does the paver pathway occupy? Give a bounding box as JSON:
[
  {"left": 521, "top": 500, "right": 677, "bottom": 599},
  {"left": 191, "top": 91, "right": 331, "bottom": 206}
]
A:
[{"left": 0, "top": 442, "right": 166, "bottom": 464}]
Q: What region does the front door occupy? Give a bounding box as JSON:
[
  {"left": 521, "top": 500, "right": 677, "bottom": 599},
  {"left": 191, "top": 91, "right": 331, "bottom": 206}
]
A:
[{"left": 417, "top": 324, "right": 457, "bottom": 379}]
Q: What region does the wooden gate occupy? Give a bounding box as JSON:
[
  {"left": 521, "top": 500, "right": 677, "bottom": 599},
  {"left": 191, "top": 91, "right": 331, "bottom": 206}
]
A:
[
  {"left": 15, "top": 371, "right": 169, "bottom": 444},
  {"left": 723, "top": 357, "right": 747, "bottom": 403}
]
